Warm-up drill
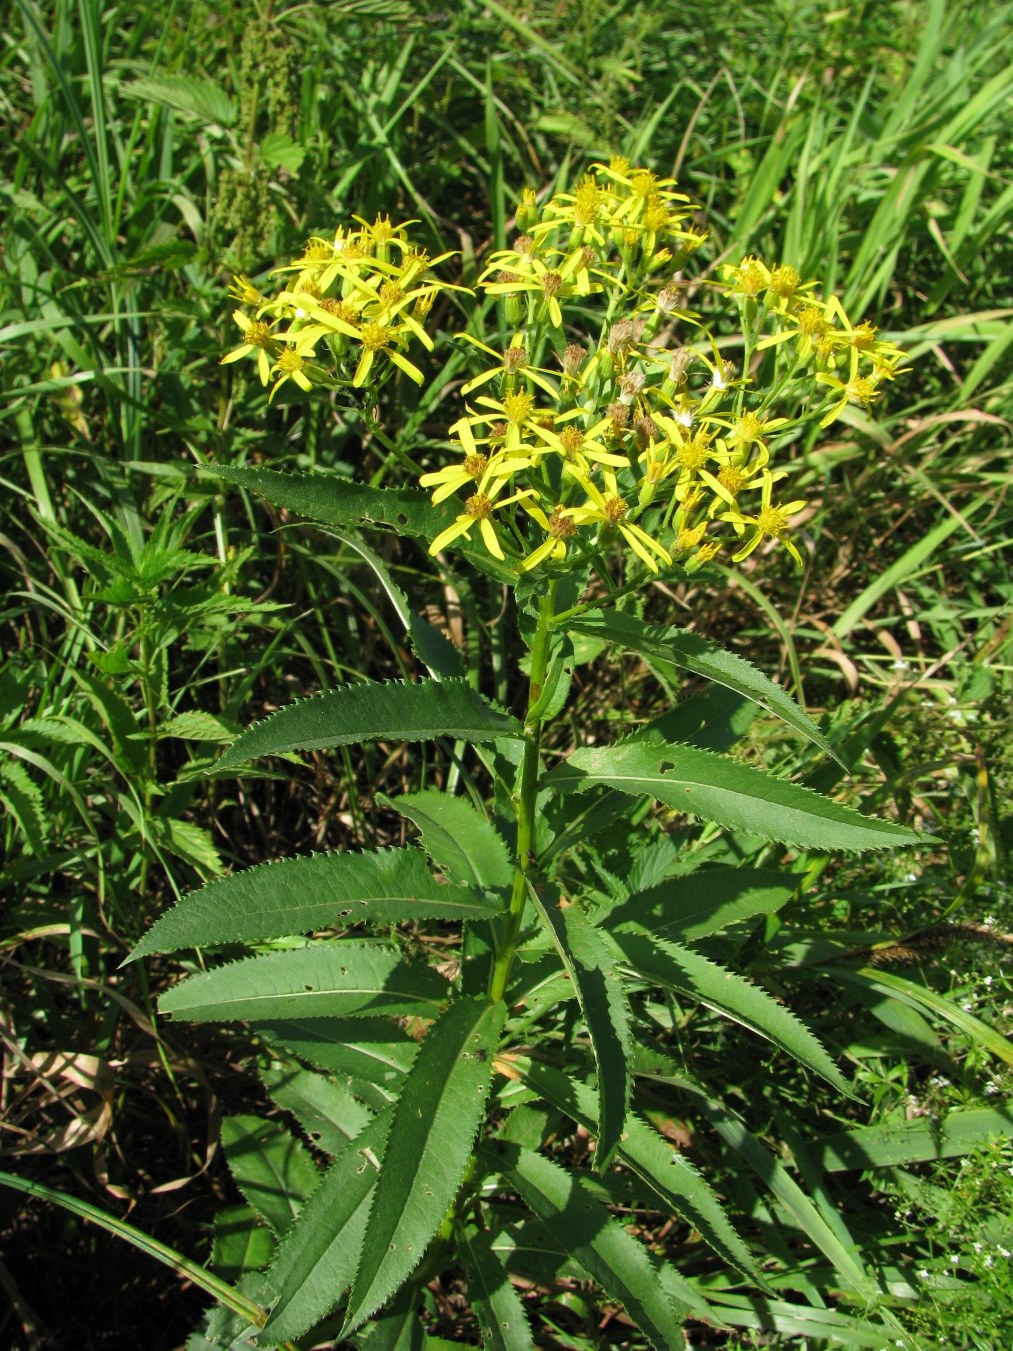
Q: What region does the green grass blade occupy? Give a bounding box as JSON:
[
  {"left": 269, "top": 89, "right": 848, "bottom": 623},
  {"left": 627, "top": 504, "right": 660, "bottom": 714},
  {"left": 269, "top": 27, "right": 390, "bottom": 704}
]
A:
[{"left": 0, "top": 1170, "right": 268, "bottom": 1328}]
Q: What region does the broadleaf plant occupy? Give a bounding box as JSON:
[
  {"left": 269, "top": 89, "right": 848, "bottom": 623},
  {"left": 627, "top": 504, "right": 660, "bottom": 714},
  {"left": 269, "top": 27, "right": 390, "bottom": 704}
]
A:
[{"left": 137, "top": 166, "right": 933, "bottom": 1348}]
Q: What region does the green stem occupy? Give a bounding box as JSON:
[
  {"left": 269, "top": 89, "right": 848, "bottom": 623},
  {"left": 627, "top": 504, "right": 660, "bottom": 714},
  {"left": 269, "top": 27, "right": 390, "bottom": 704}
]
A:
[{"left": 488, "top": 582, "right": 557, "bottom": 1004}]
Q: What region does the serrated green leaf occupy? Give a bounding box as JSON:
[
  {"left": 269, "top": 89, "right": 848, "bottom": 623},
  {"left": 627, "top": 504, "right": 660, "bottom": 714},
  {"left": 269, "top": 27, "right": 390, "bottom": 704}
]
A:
[
  {"left": 514, "top": 1058, "right": 760, "bottom": 1284},
  {"left": 211, "top": 1205, "right": 276, "bottom": 1282},
  {"left": 210, "top": 465, "right": 517, "bottom": 582},
  {"left": 132, "top": 847, "right": 499, "bottom": 959},
  {"left": 0, "top": 761, "right": 47, "bottom": 854},
  {"left": 263, "top": 1107, "right": 394, "bottom": 1340},
  {"left": 614, "top": 931, "right": 852, "bottom": 1095},
  {"left": 257, "top": 1017, "right": 416, "bottom": 1100},
  {"left": 259, "top": 131, "right": 306, "bottom": 173},
  {"left": 486, "top": 1141, "right": 711, "bottom": 1345},
  {"left": 380, "top": 791, "right": 514, "bottom": 893},
  {"left": 216, "top": 678, "right": 520, "bottom": 770},
  {"left": 461, "top": 1226, "right": 536, "bottom": 1351},
  {"left": 527, "top": 897, "right": 631, "bottom": 1170},
  {"left": 157, "top": 711, "right": 235, "bottom": 742},
  {"left": 568, "top": 609, "right": 843, "bottom": 765},
  {"left": 546, "top": 735, "right": 928, "bottom": 852},
  {"left": 354, "top": 1282, "right": 427, "bottom": 1350},
  {"left": 122, "top": 75, "right": 236, "bottom": 125},
  {"left": 220, "top": 1116, "right": 321, "bottom": 1237},
  {"left": 159, "top": 943, "right": 448, "bottom": 1023},
  {"left": 342, "top": 997, "right": 508, "bottom": 1335},
  {"left": 262, "top": 1064, "right": 374, "bottom": 1156},
  {"left": 606, "top": 868, "right": 798, "bottom": 942}
]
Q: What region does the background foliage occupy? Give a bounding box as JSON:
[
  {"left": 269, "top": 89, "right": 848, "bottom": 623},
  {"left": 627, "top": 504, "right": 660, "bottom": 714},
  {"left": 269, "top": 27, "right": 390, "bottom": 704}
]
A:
[{"left": 1, "top": 0, "right": 1010, "bottom": 1347}]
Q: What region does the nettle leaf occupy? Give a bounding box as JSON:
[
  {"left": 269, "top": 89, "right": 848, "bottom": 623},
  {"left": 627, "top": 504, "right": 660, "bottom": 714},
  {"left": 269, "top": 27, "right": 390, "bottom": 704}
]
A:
[
  {"left": 606, "top": 867, "right": 799, "bottom": 942},
  {"left": 546, "top": 735, "right": 927, "bottom": 852},
  {"left": 216, "top": 678, "right": 520, "bottom": 770},
  {"left": 261, "top": 1065, "right": 374, "bottom": 1156},
  {"left": 568, "top": 608, "right": 843, "bottom": 764},
  {"left": 515, "top": 1058, "right": 761, "bottom": 1284},
  {"left": 527, "top": 896, "right": 632, "bottom": 1171},
  {"left": 615, "top": 931, "right": 852, "bottom": 1096},
  {"left": 379, "top": 790, "right": 514, "bottom": 893},
  {"left": 342, "top": 996, "right": 508, "bottom": 1335},
  {"left": 159, "top": 943, "right": 448, "bottom": 1023},
  {"left": 263, "top": 1107, "right": 394, "bottom": 1341},
  {"left": 210, "top": 465, "right": 517, "bottom": 583},
  {"left": 132, "top": 847, "right": 499, "bottom": 959},
  {"left": 461, "top": 1225, "right": 536, "bottom": 1351},
  {"left": 485, "top": 1141, "right": 711, "bottom": 1347},
  {"left": 220, "top": 1115, "right": 321, "bottom": 1237}
]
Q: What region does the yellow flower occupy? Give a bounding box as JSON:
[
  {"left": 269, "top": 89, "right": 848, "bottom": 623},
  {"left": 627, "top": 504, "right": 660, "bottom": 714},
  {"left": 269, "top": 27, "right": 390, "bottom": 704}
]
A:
[
  {"left": 220, "top": 310, "right": 280, "bottom": 385},
  {"left": 528, "top": 412, "right": 629, "bottom": 474},
  {"left": 720, "top": 474, "right": 806, "bottom": 567},
  {"left": 456, "top": 332, "right": 560, "bottom": 401},
  {"left": 227, "top": 274, "right": 267, "bottom": 307},
  {"left": 420, "top": 417, "right": 532, "bottom": 504},
  {"left": 428, "top": 471, "right": 536, "bottom": 562},
  {"left": 562, "top": 468, "right": 671, "bottom": 573},
  {"left": 814, "top": 370, "right": 883, "bottom": 426},
  {"left": 269, "top": 347, "right": 314, "bottom": 402},
  {"left": 518, "top": 502, "right": 578, "bottom": 572}
]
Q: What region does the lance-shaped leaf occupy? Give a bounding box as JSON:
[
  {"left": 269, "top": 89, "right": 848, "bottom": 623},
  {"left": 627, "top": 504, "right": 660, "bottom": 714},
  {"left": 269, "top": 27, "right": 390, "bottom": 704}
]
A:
[
  {"left": 606, "top": 867, "right": 799, "bottom": 943},
  {"left": 159, "top": 943, "right": 448, "bottom": 1023},
  {"left": 527, "top": 895, "right": 632, "bottom": 1171},
  {"left": 567, "top": 608, "right": 843, "bottom": 764},
  {"left": 485, "top": 1141, "right": 712, "bottom": 1346},
  {"left": 613, "top": 930, "right": 853, "bottom": 1096},
  {"left": 379, "top": 791, "right": 514, "bottom": 893},
  {"left": 220, "top": 1116, "right": 321, "bottom": 1237},
  {"left": 261, "top": 1065, "right": 374, "bottom": 1156},
  {"left": 546, "top": 734, "right": 928, "bottom": 852},
  {"left": 354, "top": 1281, "right": 427, "bottom": 1350},
  {"left": 262, "top": 1105, "right": 394, "bottom": 1341},
  {"left": 131, "top": 847, "right": 500, "bottom": 960},
  {"left": 342, "top": 996, "right": 508, "bottom": 1336},
  {"left": 216, "top": 677, "right": 520, "bottom": 771},
  {"left": 460, "top": 1225, "right": 536, "bottom": 1351},
  {"left": 257, "top": 1017, "right": 416, "bottom": 1106},
  {"left": 210, "top": 465, "right": 517, "bottom": 582},
  {"left": 514, "top": 1057, "right": 761, "bottom": 1284}
]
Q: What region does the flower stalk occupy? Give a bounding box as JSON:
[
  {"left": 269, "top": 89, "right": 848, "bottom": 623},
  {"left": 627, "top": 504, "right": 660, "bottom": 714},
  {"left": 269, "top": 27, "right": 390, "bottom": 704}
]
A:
[{"left": 488, "top": 581, "right": 557, "bottom": 1005}]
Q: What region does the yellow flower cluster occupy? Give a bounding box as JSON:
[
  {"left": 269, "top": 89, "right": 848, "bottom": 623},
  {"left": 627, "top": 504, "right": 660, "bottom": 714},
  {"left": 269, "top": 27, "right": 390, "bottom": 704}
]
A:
[
  {"left": 420, "top": 160, "right": 907, "bottom": 577},
  {"left": 221, "top": 215, "right": 464, "bottom": 402}
]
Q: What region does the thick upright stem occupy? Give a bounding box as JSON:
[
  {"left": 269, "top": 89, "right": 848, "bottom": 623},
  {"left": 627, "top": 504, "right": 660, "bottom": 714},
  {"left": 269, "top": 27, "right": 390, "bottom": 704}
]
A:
[{"left": 488, "top": 583, "right": 557, "bottom": 1004}]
